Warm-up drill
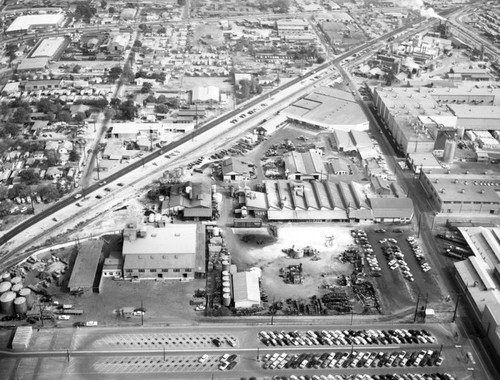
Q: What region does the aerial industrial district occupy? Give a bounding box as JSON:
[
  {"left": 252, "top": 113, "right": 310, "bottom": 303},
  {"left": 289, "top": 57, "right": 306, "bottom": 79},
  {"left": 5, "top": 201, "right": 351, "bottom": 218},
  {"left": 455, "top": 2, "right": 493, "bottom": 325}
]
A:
[{"left": 0, "top": 0, "right": 500, "bottom": 379}]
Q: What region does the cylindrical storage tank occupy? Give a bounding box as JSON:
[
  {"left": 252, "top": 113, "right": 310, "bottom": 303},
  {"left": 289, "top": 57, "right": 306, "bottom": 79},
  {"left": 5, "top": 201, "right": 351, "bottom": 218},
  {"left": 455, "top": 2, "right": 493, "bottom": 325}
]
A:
[
  {"left": 222, "top": 281, "right": 230, "bottom": 289},
  {"left": 221, "top": 261, "right": 230, "bottom": 272},
  {"left": 222, "top": 293, "right": 231, "bottom": 307},
  {"left": 11, "top": 284, "right": 23, "bottom": 294},
  {"left": 0, "top": 291, "right": 16, "bottom": 315},
  {"left": 457, "top": 126, "right": 465, "bottom": 139},
  {"left": 222, "top": 270, "right": 229, "bottom": 277},
  {"left": 213, "top": 226, "right": 220, "bottom": 236},
  {"left": 10, "top": 276, "right": 22, "bottom": 286},
  {"left": 211, "top": 184, "right": 217, "bottom": 194},
  {"left": 1, "top": 272, "right": 11, "bottom": 282},
  {"left": 0, "top": 281, "right": 12, "bottom": 295},
  {"left": 18, "top": 288, "right": 33, "bottom": 308},
  {"left": 222, "top": 276, "right": 230, "bottom": 285},
  {"left": 443, "top": 139, "right": 457, "bottom": 164},
  {"left": 14, "top": 297, "right": 27, "bottom": 315}
]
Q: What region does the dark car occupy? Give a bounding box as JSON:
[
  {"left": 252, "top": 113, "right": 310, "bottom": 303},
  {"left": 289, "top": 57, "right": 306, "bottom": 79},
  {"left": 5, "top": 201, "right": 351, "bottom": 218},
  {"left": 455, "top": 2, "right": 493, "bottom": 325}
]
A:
[
  {"left": 226, "top": 361, "right": 237, "bottom": 370},
  {"left": 212, "top": 338, "right": 221, "bottom": 347},
  {"left": 73, "top": 322, "right": 86, "bottom": 327},
  {"left": 227, "top": 354, "right": 237, "bottom": 362}
]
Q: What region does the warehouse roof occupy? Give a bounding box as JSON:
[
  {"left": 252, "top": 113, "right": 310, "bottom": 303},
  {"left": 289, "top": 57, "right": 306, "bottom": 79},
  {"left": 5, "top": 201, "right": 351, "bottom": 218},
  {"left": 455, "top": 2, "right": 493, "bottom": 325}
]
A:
[
  {"left": 192, "top": 86, "right": 219, "bottom": 103},
  {"left": 447, "top": 105, "right": 500, "bottom": 120},
  {"left": 232, "top": 271, "right": 261, "bottom": 308},
  {"left": 283, "top": 149, "right": 324, "bottom": 175},
  {"left": 31, "top": 37, "right": 66, "bottom": 58},
  {"left": 17, "top": 58, "right": 49, "bottom": 72},
  {"left": 67, "top": 240, "right": 104, "bottom": 291},
  {"left": 7, "top": 13, "right": 64, "bottom": 32},
  {"left": 369, "top": 197, "right": 414, "bottom": 219},
  {"left": 283, "top": 87, "right": 369, "bottom": 130},
  {"left": 123, "top": 224, "right": 199, "bottom": 255}
]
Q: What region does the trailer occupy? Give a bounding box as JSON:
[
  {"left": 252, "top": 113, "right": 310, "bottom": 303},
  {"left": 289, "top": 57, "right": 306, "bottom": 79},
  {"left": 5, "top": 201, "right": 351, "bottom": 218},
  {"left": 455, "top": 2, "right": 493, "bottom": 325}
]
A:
[
  {"left": 437, "top": 233, "right": 467, "bottom": 246},
  {"left": 445, "top": 250, "right": 465, "bottom": 260},
  {"left": 446, "top": 245, "right": 472, "bottom": 256}
]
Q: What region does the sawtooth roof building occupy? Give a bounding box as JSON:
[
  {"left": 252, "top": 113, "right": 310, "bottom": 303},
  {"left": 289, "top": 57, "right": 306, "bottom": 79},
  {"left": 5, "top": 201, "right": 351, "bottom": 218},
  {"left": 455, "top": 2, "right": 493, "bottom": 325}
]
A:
[
  {"left": 283, "top": 87, "right": 369, "bottom": 131},
  {"left": 454, "top": 226, "right": 500, "bottom": 359}
]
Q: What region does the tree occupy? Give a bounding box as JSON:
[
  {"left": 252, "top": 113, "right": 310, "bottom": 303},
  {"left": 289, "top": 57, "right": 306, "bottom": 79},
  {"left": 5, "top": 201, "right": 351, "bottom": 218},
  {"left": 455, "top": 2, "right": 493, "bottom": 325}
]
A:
[
  {"left": 154, "top": 104, "right": 169, "bottom": 114},
  {"left": 8, "top": 184, "right": 30, "bottom": 199},
  {"left": 156, "top": 95, "right": 167, "bottom": 104},
  {"left": 316, "top": 56, "right": 325, "bottom": 64},
  {"left": 74, "top": 3, "right": 97, "bottom": 22},
  {"left": 56, "top": 110, "right": 72, "bottom": 123},
  {"left": 69, "top": 149, "right": 81, "bottom": 162},
  {"left": 157, "top": 27, "right": 166, "bottom": 35},
  {"left": 141, "top": 82, "right": 153, "bottom": 94},
  {"left": 108, "top": 66, "right": 123, "bottom": 82},
  {"left": 108, "top": 6, "right": 115, "bottom": 14},
  {"left": 178, "top": 0, "right": 186, "bottom": 5},
  {"left": 19, "top": 169, "right": 40, "bottom": 185},
  {"left": 139, "top": 24, "right": 148, "bottom": 32},
  {"left": 39, "top": 185, "right": 60, "bottom": 202},
  {"left": 145, "top": 94, "right": 156, "bottom": 104},
  {"left": 45, "top": 149, "right": 60, "bottom": 166},
  {"left": 134, "top": 40, "right": 142, "bottom": 48},
  {"left": 12, "top": 107, "right": 30, "bottom": 124},
  {"left": 110, "top": 98, "right": 121, "bottom": 109},
  {"left": 164, "top": 98, "right": 180, "bottom": 109},
  {"left": 100, "top": 0, "right": 107, "bottom": 8},
  {"left": 72, "top": 64, "right": 82, "bottom": 73},
  {"left": 385, "top": 69, "right": 397, "bottom": 86},
  {"left": 119, "top": 99, "right": 137, "bottom": 120},
  {"left": 4, "top": 122, "right": 20, "bottom": 136}
]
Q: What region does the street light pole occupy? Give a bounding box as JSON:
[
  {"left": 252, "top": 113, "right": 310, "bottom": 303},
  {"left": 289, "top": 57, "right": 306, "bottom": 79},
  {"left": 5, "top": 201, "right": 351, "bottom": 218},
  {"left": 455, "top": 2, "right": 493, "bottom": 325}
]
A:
[{"left": 452, "top": 294, "right": 460, "bottom": 323}]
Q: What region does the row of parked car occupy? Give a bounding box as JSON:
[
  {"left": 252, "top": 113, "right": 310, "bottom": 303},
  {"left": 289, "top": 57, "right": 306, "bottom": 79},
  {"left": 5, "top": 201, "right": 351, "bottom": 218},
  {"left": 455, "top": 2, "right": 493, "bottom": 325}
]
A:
[
  {"left": 259, "top": 329, "right": 436, "bottom": 347},
  {"left": 352, "top": 230, "right": 381, "bottom": 276},
  {"left": 262, "top": 349, "right": 443, "bottom": 371},
  {"left": 380, "top": 240, "right": 415, "bottom": 282},
  {"left": 407, "top": 236, "right": 432, "bottom": 273},
  {"left": 272, "top": 372, "right": 456, "bottom": 380}
]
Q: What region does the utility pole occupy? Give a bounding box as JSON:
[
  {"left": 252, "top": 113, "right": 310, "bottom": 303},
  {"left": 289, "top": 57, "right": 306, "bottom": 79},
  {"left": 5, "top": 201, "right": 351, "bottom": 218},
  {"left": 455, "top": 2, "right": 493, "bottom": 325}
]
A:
[
  {"left": 141, "top": 300, "right": 144, "bottom": 326},
  {"left": 452, "top": 294, "right": 460, "bottom": 323},
  {"left": 257, "top": 347, "right": 260, "bottom": 361},
  {"left": 95, "top": 151, "right": 100, "bottom": 181},
  {"left": 413, "top": 294, "right": 420, "bottom": 323}
]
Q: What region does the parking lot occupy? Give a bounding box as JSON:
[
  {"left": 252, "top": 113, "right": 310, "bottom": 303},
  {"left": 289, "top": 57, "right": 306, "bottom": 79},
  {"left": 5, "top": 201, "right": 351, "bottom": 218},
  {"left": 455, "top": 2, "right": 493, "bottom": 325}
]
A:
[
  {"left": 259, "top": 328, "right": 436, "bottom": 348},
  {"left": 73, "top": 331, "right": 239, "bottom": 351}
]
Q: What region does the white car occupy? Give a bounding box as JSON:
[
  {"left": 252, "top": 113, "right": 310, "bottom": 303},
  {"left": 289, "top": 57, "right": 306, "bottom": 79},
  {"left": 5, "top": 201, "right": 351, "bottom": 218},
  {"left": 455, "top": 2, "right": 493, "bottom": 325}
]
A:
[{"left": 57, "top": 315, "right": 70, "bottom": 320}]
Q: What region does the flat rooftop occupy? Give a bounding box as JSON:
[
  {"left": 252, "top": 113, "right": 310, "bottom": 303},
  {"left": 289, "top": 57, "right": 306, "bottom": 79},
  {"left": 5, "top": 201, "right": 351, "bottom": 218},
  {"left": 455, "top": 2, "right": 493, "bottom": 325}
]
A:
[
  {"left": 284, "top": 87, "right": 369, "bottom": 129},
  {"left": 31, "top": 37, "right": 65, "bottom": 58},
  {"left": 7, "top": 13, "right": 64, "bottom": 32},
  {"left": 448, "top": 104, "right": 500, "bottom": 120},
  {"left": 67, "top": 240, "right": 104, "bottom": 291}
]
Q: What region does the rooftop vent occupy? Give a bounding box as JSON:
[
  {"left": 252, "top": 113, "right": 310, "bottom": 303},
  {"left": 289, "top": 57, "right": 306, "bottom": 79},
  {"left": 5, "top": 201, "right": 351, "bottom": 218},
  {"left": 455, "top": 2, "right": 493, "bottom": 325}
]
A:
[
  {"left": 480, "top": 189, "right": 485, "bottom": 194},
  {"left": 174, "top": 233, "right": 181, "bottom": 237},
  {"left": 460, "top": 189, "right": 465, "bottom": 193}
]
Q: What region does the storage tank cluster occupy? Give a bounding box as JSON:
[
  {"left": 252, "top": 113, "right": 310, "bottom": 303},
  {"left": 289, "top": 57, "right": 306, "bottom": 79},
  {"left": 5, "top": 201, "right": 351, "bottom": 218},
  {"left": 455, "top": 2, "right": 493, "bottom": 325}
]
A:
[
  {"left": 221, "top": 260, "right": 232, "bottom": 307},
  {"left": 0, "top": 273, "right": 33, "bottom": 316}
]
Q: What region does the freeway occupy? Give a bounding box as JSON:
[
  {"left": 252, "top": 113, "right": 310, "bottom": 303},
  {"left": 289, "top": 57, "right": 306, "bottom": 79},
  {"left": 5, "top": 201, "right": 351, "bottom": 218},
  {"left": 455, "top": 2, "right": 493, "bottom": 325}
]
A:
[{"left": 0, "top": 7, "right": 460, "bottom": 265}]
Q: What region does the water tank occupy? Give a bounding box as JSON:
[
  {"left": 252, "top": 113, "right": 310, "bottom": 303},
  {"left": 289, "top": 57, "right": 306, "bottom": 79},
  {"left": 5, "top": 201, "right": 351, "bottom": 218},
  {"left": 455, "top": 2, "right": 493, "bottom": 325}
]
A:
[
  {"left": 11, "top": 284, "right": 23, "bottom": 294},
  {"left": 0, "top": 281, "right": 12, "bottom": 295},
  {"left": 14, "top": 297, "right": 27, "bottom": 315},
  {"left": 223, "top": 286, "right": 231, "bottom": 294},
  {"left": 211, "top": 184, "right": 217, "bottom": 194},
  {"left": 222, "top": 293, "right": 231, "bottom": 307},
  {"left": 221, "top": 261, "right": 230, "bottom": 272},
  {"left": 11, "top": 276, "right": 22, "bottom": 286},
  {"left": 18, "top": 288, "right": 33, "bottom": 308},
  {"left": 0, "top": 291, "right": 16, "bottom": 315},
  {"left": 443, "top": 139, "right": 457, "bottom": 164},
  {"left": 222, "top": 275, "right": 230, "bottom": 283},
  {"left": 222, "top": 281, "right": 231, "bottom": 289},
  {"left": 1, "top": 272, "right": 11, "bottom": 282},
  {"left": 457, "top": 126, "right": 465, "bottom": 139},
  {"left": 213, "top": 227, "right": 220, "bottom": 236},
  {"left": 221, "top": 270, "right": 229, "bottom": 277}
]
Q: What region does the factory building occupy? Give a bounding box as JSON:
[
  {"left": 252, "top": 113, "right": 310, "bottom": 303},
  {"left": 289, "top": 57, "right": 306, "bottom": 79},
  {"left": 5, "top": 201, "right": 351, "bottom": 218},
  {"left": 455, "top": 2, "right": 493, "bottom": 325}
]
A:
[
  {"left": 122, "top": 224, "right": 205, "bottom": 280},
  {"left": 6, "top": 13, "right": 65, "bottom": 33},
  {"left": 232, "top": 271, "right": 261, "bottom": 309},
  {"left": 283, "top": 149, "right": 326, "bottom": 181},
  {"left": 161, "top": 182, "right": 213, "bottom": 219},
  {"left": 371, "top": 86, "right": 500, "bottom": 155},
  {"left": 419, "top": 164, "right": 500, "bottom": 223},
  {"left": 30, "top": 37, "right": 67, "bottom": 60},
  {"left": 67, "top": 240, "right": 104, "bottom": 293},
  {"left": 454, "top": 226, "right": 500, "bottom": 358},
  {"left": 276, "top": 19, "right": 309, "bottom": 37},
  {"left": 283, "top": 87, "right": 369, "bottom": 132}
]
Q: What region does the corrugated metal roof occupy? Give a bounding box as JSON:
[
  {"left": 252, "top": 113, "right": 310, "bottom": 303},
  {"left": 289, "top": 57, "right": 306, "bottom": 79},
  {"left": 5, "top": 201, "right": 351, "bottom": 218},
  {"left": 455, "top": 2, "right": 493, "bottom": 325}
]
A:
[{"left": 232, "top": 271, "right": 261, "bottom": 308}]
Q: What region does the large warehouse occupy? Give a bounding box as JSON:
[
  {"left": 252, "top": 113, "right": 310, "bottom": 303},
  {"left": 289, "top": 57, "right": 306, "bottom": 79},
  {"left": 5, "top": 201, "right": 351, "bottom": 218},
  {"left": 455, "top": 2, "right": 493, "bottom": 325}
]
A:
[
  {"left": 67, "top": 240, "right": 104, "bottom": 293},
  {"left": 371, "top": 85, "right": 500, "bottom": 154},
  {"left": 122, "top": 224, "right": 205, "bottom": 280},
  {"left": 454, "top": 226, "right": 500, "bottom": 359},
  {"left": 419, "top": 163, "right": 500, "bottom": 223},
  {"left": 283, "top": 87, "right": 369, "bottom": 131},
  {"left": 7, "top": 13, "right": 65, "bottom": 33},
  {"left": 30, "top": 37, "right": 67, "bottom": 60}
]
